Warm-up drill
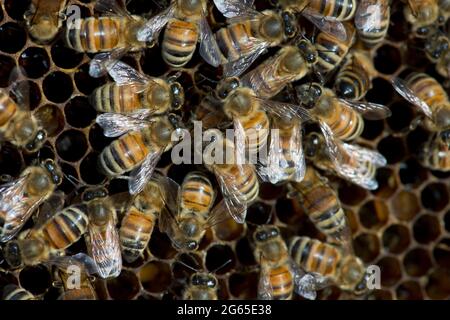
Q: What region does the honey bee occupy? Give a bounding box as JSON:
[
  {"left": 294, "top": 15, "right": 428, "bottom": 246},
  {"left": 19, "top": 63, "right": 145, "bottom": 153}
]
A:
[
  {"left": 304, "top": 130, "right": 387, "bottom": 190},
  {"left": 3, "top": 195, "right": 89, "bottom": 268},
  {"left": 96, "top": 113, "right": 183, "bottom": 195},
  {"left": 52, "top": 254, "right": 98, "bottom": 300},
  {"left": 403, "top": 0, "right": 439, "bottom": 31},
  {"left": 183, "top": 272, "right": 219, "bottom": 300},
  {"left": 354, "top": 0, "right": 391, "bottom": 48},
  {"left": 278, "top": 0, "right": 357, "bottom": 22},
  {"left": 66, "top": 0, "right": 147, "bottom": 76},
  {"left": 0, "top": 86, "right": 47, "bottom": 153},
  {"left": 289, "top": 236, "right": 369, "bottom": 294},
  {"left": 0, "top": 159, "right": 63, "bottom": 242},
  {"left": 253, "top": 225, "right": 318, "bottom": 300},
  {"left": 2, "top": 284, "right": 36, "bottom": 300},
  {"left": 289, "top": 166, "right": 352, "bottom": 248},
  {"left": 202, "top": 130, "right": 259, "bottom": 224},
  {"left": 424, "top": 30, "right": 450, "bottom": 79},
  {"left": 136, "top": 0, "right": 222, "bottom": 68},
  {"left": 83, "top": 188, "right": 122, "bottom": 279},
  {"left": 420, "top": 131, "right": 450, "bottom": 171},
  {"left": 24, "top": 0, "right": 68, "bottom": 43},
  {"left": 213, "top": 0, "right": 298, "bottom": 76},
  {"left": 392, "top": 72, "right": 450, "bottom": 132},
  {"left": 241, "top": 41, "right": 319, "bottom": 99},
  {"left": 90, "top": 61, "right": 185, "bottom": 115},
  {"left": 296, "top": 82, "right": 391, "bottom": 142}
]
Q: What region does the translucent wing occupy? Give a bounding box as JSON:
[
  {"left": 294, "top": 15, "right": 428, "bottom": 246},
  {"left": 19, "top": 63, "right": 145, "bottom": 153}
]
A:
[
  {"left": 128, "top": 147, "right": 165, "bottom": 195},
  {"left": 96, "top": 111, "right": 154, "bottom": 137},
  {"left": 212, "top": 0, "right": 259, "bottom": 18},
  {"left": 89, "top": 48, "right": 129, "bottom": 78},
  {"left": 233, "top": 118, "right": 246, "bottom": 165},
  {"left": 339, "top": 98, "right": 392, "bottom": 120},
  {"left": 257, "top": 98, "right": 312, "bottom": 122},
  {"left": 318, "top": 120, "right": 345, "bottom": 165},
  {"left": 291, "top": 125, "right": 306, "bottom": 182},
  {"left": 355, "top": 0, "right": 389, "bottom": 33},
  {"left": 49, "top": 253, "right": 99, "bottom": 277},
  {"left": 199, "top": 16, "right": 222, "bottom": 67},
  {"left": 136, "top": 3, "right": 176, "bottom": 42},
  {"left": 106, "top": 60, "right": 151, "bottom": 86},
  {"left": 290, "top": 260, "right": 319, "bottom": 300},
  {"left": 206, "top": 199, "right": 233, "bottom": 228},
  {"left": 223, "top": 40, "right": 269, "bottom": 77},
  {"left": 34, "top": 191, "right": 65, "bottom": 229},
  {"left": 0, "top": 175, "right": 39, "bottom": 242},
  {"left": 87, "top": 211, "right": 122, "bottom": 279},
  {"left": 257, "top": 265, "right": 274, "bottom": 300},
  {"left": 341, "top": 142, "right": 387, "bottom": 167},
  {"left": 94, "top": 0, "right": 133, "bottom": 19},
  {"left": 391, "top": 77, "right": 433, "bottom": 118},
  {"left": 257, "top": 129, "right": 285, "bottom": 183},
  {"left": 303, "top": 11, "right": 347, "bottom": 42},
  {"left": 109, "top": 192, "right": 133, "bottom": 221},
  {"left": 152, "top": 172, "right": 180, "bottom": 216},
  {"left": 9, "top": 66, "right": 30, "bottom": 111}
]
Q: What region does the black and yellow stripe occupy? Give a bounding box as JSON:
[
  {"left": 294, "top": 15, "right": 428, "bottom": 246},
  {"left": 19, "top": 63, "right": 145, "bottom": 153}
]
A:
[{"left": 162, "top": 19, "right": 198, "bottom": 67}]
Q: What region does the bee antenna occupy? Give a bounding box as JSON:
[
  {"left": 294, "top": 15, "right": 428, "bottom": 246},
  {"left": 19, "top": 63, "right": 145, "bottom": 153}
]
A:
[
  {"left": 211, "top": 259, "right": 232, "bottom": 274},
  {"left": 196, "top": 73, "right": 219, "bottom": 85},
  {"left": 177, "top": 259, "right": 199, "bottom": 273}
]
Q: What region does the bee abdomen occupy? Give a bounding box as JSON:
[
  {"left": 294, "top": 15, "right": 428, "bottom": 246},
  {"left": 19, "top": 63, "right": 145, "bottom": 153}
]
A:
[
  {"left": 327, "top": 105, "right": 364, "bottom": 141},
  {"left": 162, "top": 19, "right": 198, "bottom": 67},
  {"left": 0, "top": 91, "right": 17, "bottom": 127},
  {"left": 120, "top": 209, "right": 155, "bottom": 262},
  {"left": 90, "top": 83, "right": 141, "bottom": 113},
  {"left": 225, "top": 165, "right": 259, "bottom": 204},
  {"left": 216, "top": 22, "right": 253, "bottom": 62},
  {"left": 41, "top": 206, "right": 89, "bottom": 250},
  {"left": 181, "top": 173, "right": 214, "bottom": 214},
  {"left": 242, "top": 110, "right": 270, "bottom": 154},
  {"left": 66, "top": 17, "right": 121, "bottom": 53},
  {"left": 335, "top": 61, "right": 372, "bottom": 100},
  {"left": 269, "top": 265, "right": 294, "bottom": 300},
  {"left": 309, "top": 0, "right": 356, "bottom": 21}
]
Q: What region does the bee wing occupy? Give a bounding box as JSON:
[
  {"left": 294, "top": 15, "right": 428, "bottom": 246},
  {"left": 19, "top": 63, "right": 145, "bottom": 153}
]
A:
[
  {"left": 152, "top": 172, "right": 181, "bottom": 216},
  {"left": 257, "top": 265, "right": 274, "bottom": 300},
  {"left": 318, "top": 120, "right": 345, "bottom": 165},
  {"left": 291, "top": 125, "right": 306, "bottom": 182},
  {"left": 87, "top": 213, "right": 122, "bottom": 279},
  {"left": 136, "top": 3, "right": 176, "bottom": 42},
  {"left": 256, "top": 98, "right": 312, "bottom": 122},
  {"left": 89, "top": 48, "right": 129, "bottom": 78},
  {"left": 109, "top": 192, "right": 133, "bottom": 221},
  {"left": 302, "top": 10, "right": 347, "bottom": 42},
  {"left": 257, "top": 132, "right": 285, "bottom": 183},
  {"left": 34, "top": 191, "right": 65, "bottom": 229},
  {"left": 49, "top": 253, "right": 100, "bottom": 277},
  {"left": 341, "top": 142, "right": 387, "bottom": 167},
  {"left": 205, "top": 199, "right": 233, "bottom": 228},
  {"left": 338, "top": 98, "right": 392, "bottom": 120},
  {"left": 223, "top": 39, "right": 269, "bottom": 77},
  {"left": 106, "top": 60, "right": 151, "bottom": 86},
  {"left": 128, "top": 147, "right": 164, "bottom": 195},
  {"left": 391, "top": 77, "right": 433, "bottom": 119},
  {"left": 96, "top": 111, "right": 154, "bottom": 138},
  {"left": 9, "top": 66, "right": 30, "bottom": 111},
  {"left": 212, "top": 0, "right": 259, "bottom": 18},
  {"left": 94, "top": 0, "right": 133, "bottom": 19},
  {"left": 355, "top": 0, "right": 389, "bottom": 33},
  {"left": 214, "top": 168, "right": 248, "bottom": 224},
  {"left": 199, "top": 16, "right": 223, "bottom": 67},
  {"left": 0, "top": 175, "right": 39, "bottom": 242}
]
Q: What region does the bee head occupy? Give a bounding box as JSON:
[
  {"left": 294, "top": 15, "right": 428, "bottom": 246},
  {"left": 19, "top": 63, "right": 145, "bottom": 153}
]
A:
[
  {"left": 191, "top": 273, "right": 217, "bottom": 288},
  {"left": 281, "top": 11, "right": 297, "bottom": 38},
  {"left": 253, "top": 225, "right": 280, "bottom": 243},
  {"left": 297, "top": 39, "right": 318, "bottom": 65},
  {"left": 169, "top": 82, "right": 185, "bottom": 110},
  {"left": 304, "top": 132, "right": 322, "bottom": 158},
  {"left": 296, "top": 82, "right": 322, "bottom": 108},
  {"left": 217, "top": 77, "right": 240, "bottom": 100},
  {"left": 42, "top": 159, "right": 63, "bottom": 186},
  {"left": 82, "top": 187, "right": 108, "bottom": 202}
]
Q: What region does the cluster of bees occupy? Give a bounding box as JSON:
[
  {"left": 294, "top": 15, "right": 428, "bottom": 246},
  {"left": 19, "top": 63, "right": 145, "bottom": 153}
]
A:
[{"left": 0, "top": 0, "right": 449, "bottom": 300}]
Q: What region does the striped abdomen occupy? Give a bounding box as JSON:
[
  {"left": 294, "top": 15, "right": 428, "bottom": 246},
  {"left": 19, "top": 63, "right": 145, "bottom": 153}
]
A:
[
  {"left": 180, "top": 172, "right": 215, "bottom": 215},
  {"left": 59, "top": 287, "right": 97, "bottom": 300},
  {"left": 241, "top": 109, "right": 270, "bottom": 154},
  {"left": 216, "top": 21, "right": 255, "bottom": 62},
  {"left": 422, "top": 135, "right": 450, "bottom": 171},
  {"left": 274, "top": 122, "right": 303, "bottom": 181},
  {"left": 406, "top": 73, "right": 448, "bottom": 111},
  {"left": 219, "top": 164, "right": 259, "bottom": 204},
  {"left": 3, "top": 285, "right": 35, "bottom": 300},
  {"left": 120, "top": 206, "right": 156, "bottom": 263},
  {"left": 65, "top": 17, "right": 122, "bottom": 53},
  {"left": 40, "top": 205, "right": 89, "bottom": 250},
  {"left": 289, "top": 236, "right": 340, "bottom": 278},
  {"left": 335, "top": 54, "right": 373, "bottom": 100},
  {"left": 98, "top": 130, "right": 152, "bottom": 177},
  {"left": 300, "top": 184, "right": 347, "bottom": 239},
  {"left": 90, "top": 83, "right": 142, "bottom": 113},
  {"left": 266, "top": 265, "right": 294, "bottom": 300},
  {"left": 0, "top": 90, "right": 18, "bottom": 128},
  {"left": 321, "top": 102, "right": 364, "bottom": 141},
  {"left": 162, "top": 19, "right": 198, "bottom": 67},
  {"left": 308, "top": 0, "right": 356, "bottom": 21}
]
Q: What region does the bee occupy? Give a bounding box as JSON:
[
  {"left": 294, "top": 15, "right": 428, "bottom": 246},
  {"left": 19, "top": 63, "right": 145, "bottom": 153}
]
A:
[
  {"left": 2, "top": 284, "right": 36, "bottom": 300},
  {"left": 314, "top": 22, "right": 356, "bottom": 75},
  {"left": 90, "top": 61, "right": 185, "bottom": 115},
  {"left": 304, "top": 130, "right": 387, "bottom": 190},
  {"left": 392, "top": 72, "right": 450, "bottom": 132},
  {"left": 296, "top": 82, "right": 391, "bottom": 142},
  {"left": 289, "top": 236, "right": 369, "bottom": 294},
  {"left": 403, "top": 0, "right": 439, "bottom": 32},
  {"left": 136, "top": 0, "right": 222, "bottom": 68},
  {"left": 0, "top": 87, "right": 47, "bottom": 153},
  {"left": 354, "top": 0, "right": 391, "bottom": 48},
  {"left": 83, "top": 188, "right": 122, "bottom": 279},
  {"left": 288, "top": 166, "right": 352, "bottom": 248},
  {"left": 3, "top": 195, "right": 89, "bottom": 268},
  {"left": 213, "top": 0, "right": 298, "bottom": 77},
  {"left": 334, "top": 50, "right": 378, "bottom": 101},
  {"left": 96, "top": 113, "right": 183, "bottom": 195},
  {"left": 420, "top": 131, "right": 450, "bottom": 171},
  {"left": 278, "top": 0, "right": 357, "bottom": 22},
  {"left": 119, "top": 181, "right": 164, "bottom": 263},
  {"left": 202, "top": 130, "right": 259, "bottom": 224},
  {"left": 0, "top": 159, "right": 63, "bottom": 242},
  {"left": 183, "top": 272, "right": 219, "bottom": 300},
  {"left": 52, "top": 254, "right": 98, "bottom": 300},
  {"left": 424, "top": 30, "right": 450, "bottom": 79},
  {"left": 241, "top": 41, "right": 319, "bottom": 99},
  {"left": 253, "top": 225, "right": 318, "bottom": 300}
]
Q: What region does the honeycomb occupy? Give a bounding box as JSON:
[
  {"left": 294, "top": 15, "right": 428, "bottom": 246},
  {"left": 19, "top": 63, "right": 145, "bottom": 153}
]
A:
[{"left": 0, "top": 0, "right": 449, "bottom": 301}]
